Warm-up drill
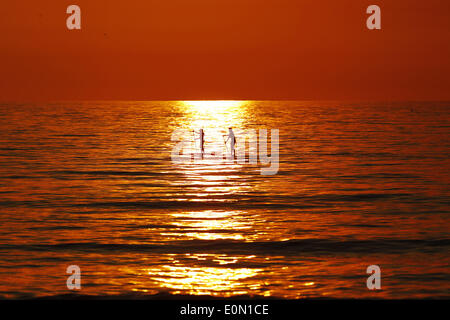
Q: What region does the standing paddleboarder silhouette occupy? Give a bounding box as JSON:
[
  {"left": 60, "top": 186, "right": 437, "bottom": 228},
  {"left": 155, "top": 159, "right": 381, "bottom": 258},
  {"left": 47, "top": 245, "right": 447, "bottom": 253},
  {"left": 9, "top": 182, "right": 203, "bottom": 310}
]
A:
[
  {"left": 225, "top": 127, "right": 236, "bottom": 158},
  {"left": 193, "top": 128, "right": 205, "bottom": 155}
]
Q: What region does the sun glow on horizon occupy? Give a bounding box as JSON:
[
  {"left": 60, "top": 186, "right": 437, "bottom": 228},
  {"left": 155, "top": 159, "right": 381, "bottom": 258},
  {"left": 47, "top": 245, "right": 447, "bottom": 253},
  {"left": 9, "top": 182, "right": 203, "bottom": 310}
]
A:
[{"left": 181, "top": 100, "right": 247, "bottom": 113}]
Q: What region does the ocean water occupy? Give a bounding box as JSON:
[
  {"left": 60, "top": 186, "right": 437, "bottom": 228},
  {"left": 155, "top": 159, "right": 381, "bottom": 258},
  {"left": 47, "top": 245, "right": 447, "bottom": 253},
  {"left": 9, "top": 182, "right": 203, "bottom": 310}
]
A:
[{"left": 0, "top": 100, "right": 448, "bottom": 299}]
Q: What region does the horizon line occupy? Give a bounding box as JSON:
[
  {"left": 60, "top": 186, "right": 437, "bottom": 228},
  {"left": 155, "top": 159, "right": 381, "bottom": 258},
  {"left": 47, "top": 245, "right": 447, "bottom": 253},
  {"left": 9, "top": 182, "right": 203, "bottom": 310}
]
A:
[{"left": 1, "top": 99, "right": 450, "bottom": 104}]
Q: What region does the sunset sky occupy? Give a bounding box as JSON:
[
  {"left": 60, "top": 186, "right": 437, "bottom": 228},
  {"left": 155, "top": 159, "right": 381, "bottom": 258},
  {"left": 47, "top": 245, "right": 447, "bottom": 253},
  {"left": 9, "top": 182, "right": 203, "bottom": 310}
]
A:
[{"left": 1, "top": 0, "right": 449, "bottom": 101}]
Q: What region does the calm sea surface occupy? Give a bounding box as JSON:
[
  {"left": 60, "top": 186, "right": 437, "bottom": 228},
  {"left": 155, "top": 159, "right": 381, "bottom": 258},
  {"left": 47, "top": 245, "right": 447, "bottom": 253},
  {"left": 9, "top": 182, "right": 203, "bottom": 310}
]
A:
[{"left": 0, "top": 101, "right": 448, "bottom": 299}]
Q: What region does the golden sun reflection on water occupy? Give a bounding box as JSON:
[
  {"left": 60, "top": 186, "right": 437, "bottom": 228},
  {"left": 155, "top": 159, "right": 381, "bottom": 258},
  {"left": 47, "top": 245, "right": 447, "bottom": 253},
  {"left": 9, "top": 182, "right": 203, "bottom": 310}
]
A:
[
  {"left": 146, "top": 255, "right": 264, "bottom": 297},
  {"left": 163, "top": 210, "right": 254, "bottom": 241},
  {"left": 174, "top": 100, "right": 250, "bottom": 159},
  {"left": 159, "top": 101, "right": 263, "bottom": 295}
]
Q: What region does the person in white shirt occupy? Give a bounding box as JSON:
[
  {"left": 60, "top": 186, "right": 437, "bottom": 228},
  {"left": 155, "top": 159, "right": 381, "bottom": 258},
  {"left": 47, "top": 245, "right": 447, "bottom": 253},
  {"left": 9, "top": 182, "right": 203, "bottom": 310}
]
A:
[{"left": 225, "top": 127, "right": 236, "bottom": 158}]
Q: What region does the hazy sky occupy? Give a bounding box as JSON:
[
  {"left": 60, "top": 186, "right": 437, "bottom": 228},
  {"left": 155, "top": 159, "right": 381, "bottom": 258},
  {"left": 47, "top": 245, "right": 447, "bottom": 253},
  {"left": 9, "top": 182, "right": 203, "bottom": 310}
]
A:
[{"left": 1, "top": 0, "right": 449, "bottom": 101}]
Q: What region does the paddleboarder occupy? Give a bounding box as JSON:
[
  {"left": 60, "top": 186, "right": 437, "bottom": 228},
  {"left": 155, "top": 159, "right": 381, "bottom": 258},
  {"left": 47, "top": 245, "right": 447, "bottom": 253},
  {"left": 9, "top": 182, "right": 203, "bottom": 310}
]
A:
[
  {"left": 193, "top": 128, "right": 205, "bottom": 154},
  {"left": 225, "top": 127, "right": 236, "bottom": 158}
]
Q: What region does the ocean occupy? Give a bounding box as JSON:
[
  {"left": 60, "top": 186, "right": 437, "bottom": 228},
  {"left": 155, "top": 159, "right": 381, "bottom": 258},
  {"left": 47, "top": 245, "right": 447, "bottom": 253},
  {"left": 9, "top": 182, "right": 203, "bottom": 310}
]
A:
[{"left": 0, "top": 100, "right": 448, "bottom": 299}]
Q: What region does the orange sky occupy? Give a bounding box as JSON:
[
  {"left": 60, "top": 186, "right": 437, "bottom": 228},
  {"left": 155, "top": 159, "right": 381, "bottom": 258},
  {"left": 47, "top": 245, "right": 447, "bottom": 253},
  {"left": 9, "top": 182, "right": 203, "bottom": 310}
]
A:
[{"left": 0, "top": 0, "right": 449, "bottom": 101}]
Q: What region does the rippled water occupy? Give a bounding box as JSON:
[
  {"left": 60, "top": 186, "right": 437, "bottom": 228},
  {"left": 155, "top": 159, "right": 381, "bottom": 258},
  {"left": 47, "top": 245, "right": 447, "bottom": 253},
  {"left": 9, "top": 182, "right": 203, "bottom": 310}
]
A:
[{"left": 0, "top": 101, "right": 448, "bottom": 299}]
